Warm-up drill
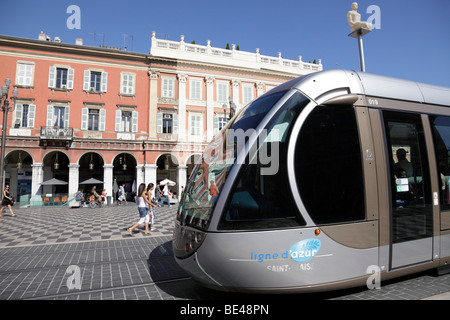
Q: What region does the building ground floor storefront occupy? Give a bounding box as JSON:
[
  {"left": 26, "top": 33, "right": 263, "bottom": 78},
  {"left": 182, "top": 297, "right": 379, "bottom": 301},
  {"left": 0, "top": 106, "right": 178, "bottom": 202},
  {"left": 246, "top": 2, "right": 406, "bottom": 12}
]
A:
[{"left": 2, "top": 137, "right": 203, "bottom": 207}]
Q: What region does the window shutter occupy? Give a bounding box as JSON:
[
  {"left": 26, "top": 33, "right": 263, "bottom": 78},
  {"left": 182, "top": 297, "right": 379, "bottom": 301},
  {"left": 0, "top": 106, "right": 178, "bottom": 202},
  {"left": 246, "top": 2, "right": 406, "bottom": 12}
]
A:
[
  {"left": 46, "top": 105, "right": 54, "bottom": 127},
  {"left": 64, "top": 106, "right": 70, "bottom": 128},
  {"left": 162, "top": 79, "right": 168, "bottom": 97},
  {"left": 131, "top": 111, "right": 138, "bottom": 133},
  {"left": 17, "top": 64, "right": 25, "bottom": 86},
  {"left": 115, "top": 110, "right": 121, "bottom": 132},
  {"left": 28, "top": 104, "right": 36, "bottom": 128},
  {"left": 157, "top": 113, "right": 162, "bottom": 134},
  {"left": 81, "top": 108, "right": 88, "bottom": 130},
  {"left": 173, "top": 114, "right": 178, "bottom": 134},
  {"left": 101, "top": 72, "right": 108, "bottom": 92},
  {"left": 121, "top": 74, "right": 127, "bottom": 94},
  {"left": 14, "top": 103, "right": 23, "bottom": 128},
  {"left": 83, "top": 70, "right": 90, "bottom": 91},
  {"left": 129, "top": 74, "right": 135, "bottom": 94},
  {"left": 48, "top": 66, "right": 56, "bottom": 88},
  {"left": 99, "top": 109, "right": 106, "bottom": 131},
  {"left": 213, "top": 116, "right": 219, "bottom": 136},
  {"left": 67, "top": 68, "right": 74, "bottom": 89}
]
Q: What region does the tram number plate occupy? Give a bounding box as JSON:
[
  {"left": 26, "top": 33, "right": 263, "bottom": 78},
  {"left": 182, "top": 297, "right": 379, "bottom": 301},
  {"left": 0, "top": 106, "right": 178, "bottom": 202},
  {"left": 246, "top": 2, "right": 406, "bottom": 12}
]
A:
[{"left": 368, "top": 98, "right": 379, "bottom": 106}]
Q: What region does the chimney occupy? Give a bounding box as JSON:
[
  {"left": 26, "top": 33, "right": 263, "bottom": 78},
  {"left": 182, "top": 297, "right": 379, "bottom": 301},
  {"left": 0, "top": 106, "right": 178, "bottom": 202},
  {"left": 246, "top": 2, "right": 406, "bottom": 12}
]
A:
[{"left": 38, "top": 31, "right": 46, "bottom": 41}]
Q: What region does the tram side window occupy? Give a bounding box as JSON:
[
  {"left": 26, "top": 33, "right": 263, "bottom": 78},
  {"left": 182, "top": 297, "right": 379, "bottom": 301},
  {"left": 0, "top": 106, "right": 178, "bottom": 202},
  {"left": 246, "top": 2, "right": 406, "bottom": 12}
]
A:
[
  {"left": 430, "top": 115, "right": 450, "bottom": 210},
  {"left": 219, "top": 92, "right": 309, "bottom": 230},
  {"left": 294, "top": 105, "right": 365, "bottom": 224}
]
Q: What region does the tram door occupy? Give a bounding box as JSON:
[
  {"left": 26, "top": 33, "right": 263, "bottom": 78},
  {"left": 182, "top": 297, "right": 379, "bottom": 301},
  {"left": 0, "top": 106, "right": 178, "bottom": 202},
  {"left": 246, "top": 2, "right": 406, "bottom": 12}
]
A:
[{"left": 383, "top": 111, "right": 434, "bottom": 269}]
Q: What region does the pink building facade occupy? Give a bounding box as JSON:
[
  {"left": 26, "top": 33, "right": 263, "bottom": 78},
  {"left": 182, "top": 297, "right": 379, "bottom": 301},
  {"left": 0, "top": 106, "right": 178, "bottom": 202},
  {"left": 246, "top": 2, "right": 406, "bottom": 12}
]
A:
[{"left": 0, "top": 32, "right": 322, "bottom": 205}]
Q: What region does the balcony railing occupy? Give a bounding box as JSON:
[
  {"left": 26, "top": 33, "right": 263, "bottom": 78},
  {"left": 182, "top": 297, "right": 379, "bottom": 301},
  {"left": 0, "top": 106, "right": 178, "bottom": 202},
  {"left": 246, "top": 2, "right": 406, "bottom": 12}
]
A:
[
  {"left": 150, "top": 32, "right": 323, "bottom": 75},
  {"left": 40, "top": 126, "right": 73, "bottom": 140},
  {"left": 39, "top": 126, "right": 74, "bottom": 148}
]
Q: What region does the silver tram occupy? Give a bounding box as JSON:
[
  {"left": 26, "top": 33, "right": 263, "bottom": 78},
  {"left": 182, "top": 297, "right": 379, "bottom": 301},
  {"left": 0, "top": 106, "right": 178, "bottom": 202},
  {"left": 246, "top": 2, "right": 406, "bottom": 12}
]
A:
[{"left": 173, "top": 69, "right": 450, "bottom": 293}]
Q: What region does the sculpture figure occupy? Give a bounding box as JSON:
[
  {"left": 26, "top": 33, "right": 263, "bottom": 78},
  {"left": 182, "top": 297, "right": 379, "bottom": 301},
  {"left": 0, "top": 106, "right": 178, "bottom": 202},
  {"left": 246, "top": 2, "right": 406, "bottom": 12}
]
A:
[{"left": 347, "top": 2, "right": 373, "bottom": 32}]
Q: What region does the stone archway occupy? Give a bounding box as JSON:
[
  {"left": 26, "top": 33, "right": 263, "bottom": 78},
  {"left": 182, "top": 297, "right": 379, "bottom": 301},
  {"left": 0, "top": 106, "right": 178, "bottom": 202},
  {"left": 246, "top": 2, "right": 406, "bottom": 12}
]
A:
[
  {"left": 113, "top": 152, "right": 137, "bottom": 201},
  {"left": 42, "top": 151, "right": 70, "bottom": 195},
  {"left": 4, "top": 150, "right": 33, "bottom": 201}
]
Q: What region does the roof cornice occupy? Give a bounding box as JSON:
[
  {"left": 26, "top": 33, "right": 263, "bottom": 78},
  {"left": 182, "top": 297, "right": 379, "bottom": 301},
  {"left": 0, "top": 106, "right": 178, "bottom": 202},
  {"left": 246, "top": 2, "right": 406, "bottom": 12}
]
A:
[{"left": 0, "top": 34, "right": 148, "bottom": 62}]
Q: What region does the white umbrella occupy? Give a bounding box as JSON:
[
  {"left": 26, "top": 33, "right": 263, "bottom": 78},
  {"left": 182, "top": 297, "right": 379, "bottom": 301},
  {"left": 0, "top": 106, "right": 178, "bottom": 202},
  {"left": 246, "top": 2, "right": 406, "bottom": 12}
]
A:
[{"left": 160, "top": 178, "right": 176, "bottom": 186}]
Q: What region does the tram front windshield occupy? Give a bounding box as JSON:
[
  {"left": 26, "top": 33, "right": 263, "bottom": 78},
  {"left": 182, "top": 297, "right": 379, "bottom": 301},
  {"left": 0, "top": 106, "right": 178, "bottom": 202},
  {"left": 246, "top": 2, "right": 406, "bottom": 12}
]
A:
[{"left": 177, "top": 89, "right": 310, "bottom": 231}]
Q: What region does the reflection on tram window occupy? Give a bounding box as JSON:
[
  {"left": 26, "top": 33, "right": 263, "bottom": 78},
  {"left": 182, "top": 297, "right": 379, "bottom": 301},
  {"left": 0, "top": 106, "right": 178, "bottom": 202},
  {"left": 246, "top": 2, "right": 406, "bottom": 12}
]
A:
[
  {"left": 219, "top": 91, "right": 310, "bottom": 230},
  {"left": 295, "top": 105, "right": 365, "bottom": 224},
  {"left": 178, "top": 90, "right": 294, "bottom": 231},
  {"left": 430, "top": 115, "right": 450, "bottom": 210}
]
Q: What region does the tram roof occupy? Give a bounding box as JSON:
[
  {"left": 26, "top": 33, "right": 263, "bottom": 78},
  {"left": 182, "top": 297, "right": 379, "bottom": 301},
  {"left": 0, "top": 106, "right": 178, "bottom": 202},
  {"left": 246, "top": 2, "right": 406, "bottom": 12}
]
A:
[{"left": 289, "top": 69, "right": 450, "bottom": 107}]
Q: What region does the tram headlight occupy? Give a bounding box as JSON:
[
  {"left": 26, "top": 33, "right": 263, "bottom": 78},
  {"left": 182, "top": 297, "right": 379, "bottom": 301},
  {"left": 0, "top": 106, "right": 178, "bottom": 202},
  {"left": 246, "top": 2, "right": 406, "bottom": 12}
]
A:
[
  {"left": 174, "top": 222, "right": 207, "bottom": 258},
  {"left": 195, "top": 232, "right": 204, "bottom": 243}
]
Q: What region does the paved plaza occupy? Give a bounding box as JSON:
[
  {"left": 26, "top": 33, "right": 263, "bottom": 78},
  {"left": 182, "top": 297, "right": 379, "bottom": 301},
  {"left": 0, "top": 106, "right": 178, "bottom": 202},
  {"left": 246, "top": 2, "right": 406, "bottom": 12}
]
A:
[
  {"left": 0, "top": 202, "right": 176, "bottom": 248},
  {"left": 0, "top": 202, "right": 449, "bottom": 300}
]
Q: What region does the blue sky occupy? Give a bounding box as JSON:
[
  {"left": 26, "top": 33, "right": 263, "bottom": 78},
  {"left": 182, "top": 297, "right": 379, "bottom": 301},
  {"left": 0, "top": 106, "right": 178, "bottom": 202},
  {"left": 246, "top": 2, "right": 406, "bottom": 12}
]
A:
[{"left": 1, "top": 0, "right": 449, "bottom": 86}]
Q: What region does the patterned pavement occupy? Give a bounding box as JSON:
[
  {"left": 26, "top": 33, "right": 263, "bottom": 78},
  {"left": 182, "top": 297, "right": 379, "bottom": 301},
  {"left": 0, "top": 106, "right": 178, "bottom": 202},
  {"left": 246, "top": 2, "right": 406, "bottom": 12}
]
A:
[
  {"left": 0, "top": 202, "right": 177, "bottom": 248},
  {"left": 1, "top": 202, "right": 450, "bottom": 301}
]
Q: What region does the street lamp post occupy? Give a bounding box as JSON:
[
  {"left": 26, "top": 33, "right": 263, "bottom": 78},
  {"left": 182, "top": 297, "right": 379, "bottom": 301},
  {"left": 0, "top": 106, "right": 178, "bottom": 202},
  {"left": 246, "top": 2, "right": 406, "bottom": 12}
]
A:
[{"left": 0, "top": 78, "right": 19, "bottom": 198}]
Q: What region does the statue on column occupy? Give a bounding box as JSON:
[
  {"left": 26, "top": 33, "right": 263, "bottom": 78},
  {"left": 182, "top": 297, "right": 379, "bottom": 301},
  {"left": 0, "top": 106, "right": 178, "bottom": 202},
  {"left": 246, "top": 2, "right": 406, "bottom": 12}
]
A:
[{"left": 347, "top": 2, "right": 373, "bottom": 32}]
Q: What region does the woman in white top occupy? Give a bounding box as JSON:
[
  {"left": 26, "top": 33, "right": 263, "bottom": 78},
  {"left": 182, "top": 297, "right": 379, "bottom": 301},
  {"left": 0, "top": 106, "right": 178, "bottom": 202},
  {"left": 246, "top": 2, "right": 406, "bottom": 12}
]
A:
[{"left": 128, "top": 183, "right": 152, "bottom": 236}]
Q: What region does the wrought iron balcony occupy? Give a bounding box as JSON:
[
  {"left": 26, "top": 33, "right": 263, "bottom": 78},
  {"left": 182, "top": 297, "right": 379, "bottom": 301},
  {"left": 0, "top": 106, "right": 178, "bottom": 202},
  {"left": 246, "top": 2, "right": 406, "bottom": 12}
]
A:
[{"left": 39, "top": 126, "right": 73, "bottom": 148}]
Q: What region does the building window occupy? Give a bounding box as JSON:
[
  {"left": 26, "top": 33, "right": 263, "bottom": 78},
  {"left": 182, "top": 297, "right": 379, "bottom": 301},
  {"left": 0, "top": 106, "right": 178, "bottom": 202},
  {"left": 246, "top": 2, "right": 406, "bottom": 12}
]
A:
[
  {"left": 57, "top": 68, "right": 67, "bottom": 88},
  {"left": 163, "top": 114, "right": 173, "bottom": 134},
  {"left": 90, "top": 72, "right": 101, "bottom": 92},
  {"left": 157, "top": 112, "right": 178, "bottom": 135},
  {"left": 121, "top": 111, "right": 132, "bottom": 132},
  {"left": 49, "top": 66, "right": 74, "bottom": 89},
  {"left": 121, "top": 73, "right": 135, "bottom": 95},
  {"left": 190, "top": 113, "right": 203, "bottom": 136},
  {"left": 217, "top": 82, "right": 229, "bottom": 102},
  {"left": 115, "top": 109, "right": 138, "bottom": 133},
  {"left": 16, "top": 62, "right": 34, "bottom": 87},
  {"left": 83, "top": 70, "right": 108, "bottom": 92},
  {"left": 243, "top": 85, "right": 254, "bottom": 105},
  {"left": 162, "top": 77, "right": 175, "bottom": 98},
  {"left": 14, "top": 103, "right": 36, "bottom": 128},
  {"left": 88, "top": 109, "right": 99, "bottom": 130},
  {"left": 46, "top": 105, "right": 69, "bottom": 128},
  {"left": 190, "top": 78, "right": 202, "bottom": 100},
  {"left": 53, "top": 107, "right": 66, "bottom": 128}
]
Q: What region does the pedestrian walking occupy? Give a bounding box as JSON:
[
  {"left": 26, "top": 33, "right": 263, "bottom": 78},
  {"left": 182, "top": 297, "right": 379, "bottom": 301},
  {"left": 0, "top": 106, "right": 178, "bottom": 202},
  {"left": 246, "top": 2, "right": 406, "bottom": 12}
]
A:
[
  {"left": 128, "top": 183, "right": 153, "bottom": 236},
  {"left": 154, "top": 183, "right": 161, "bottom": 203},
  {"left": 118, "top": 184, "right": 128, "bottom": 205},
  {"left": 158, "top": 183, "right": 171, "bottom": 207},
  {"left": 0, "top": 184, "right": 16, "bottom": 220},
  {"left": 147, "top": 183, "right": 158, "bottom": 231}
]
